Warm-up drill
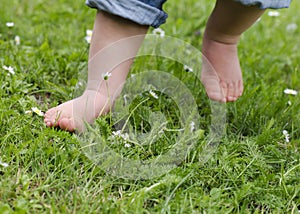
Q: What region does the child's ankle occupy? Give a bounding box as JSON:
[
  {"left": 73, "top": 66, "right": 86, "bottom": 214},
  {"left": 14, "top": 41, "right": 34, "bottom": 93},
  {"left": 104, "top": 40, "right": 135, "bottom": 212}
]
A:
[{"left": 203, "top": 30, "right": 240, "bottom": 45}]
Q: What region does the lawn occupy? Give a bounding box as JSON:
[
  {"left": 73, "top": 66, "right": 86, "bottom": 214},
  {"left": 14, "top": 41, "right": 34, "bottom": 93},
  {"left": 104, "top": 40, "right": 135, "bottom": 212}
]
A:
[{"left": 1, "top": 0, "right": 300, "bottom": 213}]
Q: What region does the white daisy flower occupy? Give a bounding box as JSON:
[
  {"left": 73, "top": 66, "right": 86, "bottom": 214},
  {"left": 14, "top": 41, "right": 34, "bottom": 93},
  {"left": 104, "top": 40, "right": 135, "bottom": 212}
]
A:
[
  {"left": 124, "top": 143, "right": 131, "bottom": 148},
  {"left": 85, "top": 29, "right": 93, "bottom": 44},
  {"left": 112, "top": 130, "right": 121, "bottom": 136},
  {"left": 284, "top": 89, "right": 297, "bottom": 96},
  {"left": 3, "top": 65, "right": 15, "bottom": 75},
  {"left": 286, "top": 23, "right": 298, "bottom": 32},
  {"left": 86, "top": 29, "right": 93, "bottom": 37},
  {"left": 282, "top": 130, "right": 290, "bottom": 143},
  {"left": 102, "top": 72, "right": 112, "bottom": 80},
  {"left": 152, "top": 28, "right": 165, "bottom": 38},
  {"left": 14, "top": 35, "right": 20, "bottom": 45},
  {"left": 31, "top": 107, "right": 44, "bottom": 117},
  {"left": 0, "top": 160, "right": 9, "bottom": 168},
  {"left": 149, "top": 90, "right": 158, "bottom": 99},
  {"left": 184, "top": 65, "right": 193, "bottom": 72},
  {"left": 6, "top": 22, "right": 14, "bottom": 27},
  {"left": 112, "top": 130, "right": 129, "bottom": 141},
  {"left": 268, "top": 11, "right": 280, "bottom": 17},
  {"left": 122, "top": 133, "right": 129, "bottom": 141}
]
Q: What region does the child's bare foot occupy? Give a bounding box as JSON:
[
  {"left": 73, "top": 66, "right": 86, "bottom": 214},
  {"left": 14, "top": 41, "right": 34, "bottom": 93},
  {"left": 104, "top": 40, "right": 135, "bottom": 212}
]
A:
[
  {"left": 201, "top": 35, "right": 243, "bottom": 102},
  {"left": 201, "top": 0, "right": 264, "bottom": 102},
  {"left": 44, "top": 11, "right": 148, "bottom": 132},
  {"left": 44, "top": 90, "right": 111, "bottom": 132}
]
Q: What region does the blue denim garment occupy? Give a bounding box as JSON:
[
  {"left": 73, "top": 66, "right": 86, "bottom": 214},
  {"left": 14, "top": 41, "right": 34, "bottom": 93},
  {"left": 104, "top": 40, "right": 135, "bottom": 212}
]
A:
[
  {"left": 86, "top": 0, "right": 292, "bottom": 28},
  {"left": 86, "top": 0, "right": 168, "bottom": 28},
  {"left": 137, "top": 0, "right": 167, "bottom": 9},
  {"left": 235, "top": 0, "right": 292, "bottom": 9}
]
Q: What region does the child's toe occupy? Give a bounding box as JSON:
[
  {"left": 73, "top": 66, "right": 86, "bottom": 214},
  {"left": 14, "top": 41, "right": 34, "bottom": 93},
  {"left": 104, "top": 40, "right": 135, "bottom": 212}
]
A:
[{"left": 59, "top": 118, "right": 75, "bottom": 132}]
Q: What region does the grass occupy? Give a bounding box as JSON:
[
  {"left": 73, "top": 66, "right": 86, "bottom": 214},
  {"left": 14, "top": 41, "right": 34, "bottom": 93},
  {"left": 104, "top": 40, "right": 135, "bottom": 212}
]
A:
[{"left": 1, "top": 0, "right": 300, "bottom": 213}]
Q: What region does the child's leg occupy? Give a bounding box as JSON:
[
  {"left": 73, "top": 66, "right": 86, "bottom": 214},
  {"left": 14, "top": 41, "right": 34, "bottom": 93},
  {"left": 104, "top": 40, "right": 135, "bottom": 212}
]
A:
[
  {"left": 44, "top": 11, "right": 148, "bottom": 132},
  {"left": 201, "top": 0, "right": 264, "bottom": 102}
]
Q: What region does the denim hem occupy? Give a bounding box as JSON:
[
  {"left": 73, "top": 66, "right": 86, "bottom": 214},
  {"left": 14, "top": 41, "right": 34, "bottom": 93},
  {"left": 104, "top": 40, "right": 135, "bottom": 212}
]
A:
[
  {"left": 235, "top": 0, "right": 292, "bottom": 9},
  {"left": 86, "top": 0, "right": 168, "bottom": 28}
]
